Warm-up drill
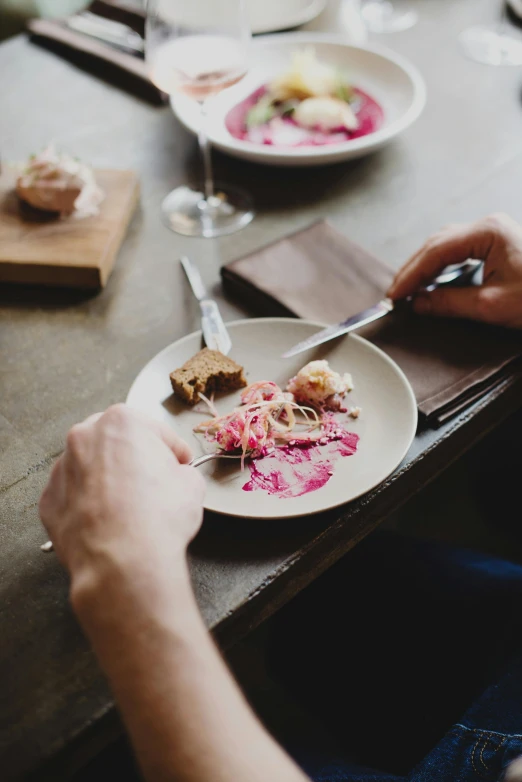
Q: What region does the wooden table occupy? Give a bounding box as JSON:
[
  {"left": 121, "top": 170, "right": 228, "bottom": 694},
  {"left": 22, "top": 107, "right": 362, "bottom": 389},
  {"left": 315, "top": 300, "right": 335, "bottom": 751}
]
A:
[{"left": 1, "top": 0, "right": 522, "bottom": 779}]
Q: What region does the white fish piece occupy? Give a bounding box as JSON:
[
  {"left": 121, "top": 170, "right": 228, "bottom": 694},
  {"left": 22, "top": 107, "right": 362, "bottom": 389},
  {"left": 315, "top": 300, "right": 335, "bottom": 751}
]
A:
[{"left": 294, "top": 97, "right": 359, "bottom": 132}]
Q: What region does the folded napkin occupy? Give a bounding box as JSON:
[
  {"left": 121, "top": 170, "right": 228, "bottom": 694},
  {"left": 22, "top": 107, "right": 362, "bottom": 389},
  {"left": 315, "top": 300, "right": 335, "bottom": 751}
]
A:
[
  {"left": 221, "top": 220, "right": 522, "bottom": 426},
  {"left": 27, "top": 1, "right": 166, "bottom": 105}
]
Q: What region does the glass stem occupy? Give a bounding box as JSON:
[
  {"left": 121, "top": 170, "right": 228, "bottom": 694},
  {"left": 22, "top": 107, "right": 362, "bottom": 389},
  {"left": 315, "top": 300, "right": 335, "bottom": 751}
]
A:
[
  {"left": 499, "top": 0, "right": 509, "bottom": 34},
  {"left": 198, "top": 100, "right": 214, "bottom": 202}
]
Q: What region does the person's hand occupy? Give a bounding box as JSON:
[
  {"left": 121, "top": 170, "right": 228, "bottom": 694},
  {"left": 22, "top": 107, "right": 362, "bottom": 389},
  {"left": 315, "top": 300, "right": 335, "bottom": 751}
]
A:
[
  {"left": 38, "top": 411, "right": 316, "bottom": 782},
  {"left": 39, "top": 404, "right": 205, "bottom": 607},
  {"left": 387, "top": 213, "right": 522, "bottom": 328},
  {"left": 504, "top": 757, "right": 522, "bottom": 781}
]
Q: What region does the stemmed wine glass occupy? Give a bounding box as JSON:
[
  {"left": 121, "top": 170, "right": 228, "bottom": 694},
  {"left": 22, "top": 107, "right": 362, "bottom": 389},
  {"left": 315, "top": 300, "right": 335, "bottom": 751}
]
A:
[
  {"left": 146, "top": 0, "right": 254, "bottom": 238},
  {"left": 359, "top": 0, "right": 418, "bottom": 33},
  {"left": 459, "top": 0, "right": 522, "bottom": 65}
]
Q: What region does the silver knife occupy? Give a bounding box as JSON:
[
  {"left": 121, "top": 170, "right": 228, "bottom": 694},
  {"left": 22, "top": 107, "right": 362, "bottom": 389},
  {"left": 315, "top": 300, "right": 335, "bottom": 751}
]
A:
[
  {"left": 281, "top": 260, "right": 481, "bottom": 359},
  {"left": 180, "top": 257, "right": 232, "bottom": 356},
  {"left": 66, "top": 11, "right": 144, "bottom": 54},
  {"left": 282, "top": 299, "right": 394, "bottom": 359}
]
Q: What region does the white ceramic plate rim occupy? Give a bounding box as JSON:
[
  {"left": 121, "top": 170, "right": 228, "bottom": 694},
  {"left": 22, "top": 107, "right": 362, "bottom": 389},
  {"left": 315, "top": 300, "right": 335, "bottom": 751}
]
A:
[
  {"left": 126, "top": 317, "right": 418, "bottom": 519},
  {"left": 170, "top": 33, "right": 427, "bottom": 162},
  {"left": 250, "top": 0, "right": 327, "bottom": 34}
]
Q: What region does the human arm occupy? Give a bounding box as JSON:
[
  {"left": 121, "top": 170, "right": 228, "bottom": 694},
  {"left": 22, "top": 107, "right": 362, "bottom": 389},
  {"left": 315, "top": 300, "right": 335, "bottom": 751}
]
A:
[
  {"left": 39, "top": 405, "right": 310, "bottom": 782},
  {"left": 505, "top": 758, "right": 522, "bottom": 781},
  {"left": 387, "top": 213, "right": 522, "bottom": 328}
]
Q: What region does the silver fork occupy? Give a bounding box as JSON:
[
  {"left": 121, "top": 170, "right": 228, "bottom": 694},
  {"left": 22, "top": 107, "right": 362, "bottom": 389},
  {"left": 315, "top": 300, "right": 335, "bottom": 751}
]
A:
[{"left": 190, "top": 452, "right": 242, "bottom": 467}]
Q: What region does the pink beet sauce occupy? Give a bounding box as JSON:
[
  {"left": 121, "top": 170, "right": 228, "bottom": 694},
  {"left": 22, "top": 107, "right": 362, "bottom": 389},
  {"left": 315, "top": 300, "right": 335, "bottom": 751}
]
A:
[
  {"left": 225, "top": 86, "right": 384, "bottom": 147},
  {"left": 242, "top": 416, "right": 359, "bottom": 498}
]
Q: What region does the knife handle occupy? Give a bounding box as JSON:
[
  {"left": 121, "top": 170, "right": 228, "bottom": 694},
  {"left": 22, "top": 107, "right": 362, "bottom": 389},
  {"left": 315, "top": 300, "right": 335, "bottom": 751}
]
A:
[{"left": 200, "top": 300, "right": 232, "bottom": 356}]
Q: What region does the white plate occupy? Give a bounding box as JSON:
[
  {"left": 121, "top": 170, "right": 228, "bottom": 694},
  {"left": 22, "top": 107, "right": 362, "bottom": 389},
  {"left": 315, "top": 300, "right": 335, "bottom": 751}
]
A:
[
  {"left": 248, "top": 0, "right": 327, "bottom": 34},
  {"left": 170, "top": 33, "right": 426, "bottom": 167},
  {"left": 126, "top": 318, "right": 417, "bottom": 519}
]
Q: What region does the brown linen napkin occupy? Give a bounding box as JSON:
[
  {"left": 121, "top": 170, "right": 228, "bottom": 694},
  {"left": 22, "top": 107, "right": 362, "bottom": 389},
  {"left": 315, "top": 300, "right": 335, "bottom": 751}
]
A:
[
  {"left": 27, "top": 1, "right": 166, "bottom": 105},
  {"left": 221, "top": 220, "right": 522, "bottom": 426}
]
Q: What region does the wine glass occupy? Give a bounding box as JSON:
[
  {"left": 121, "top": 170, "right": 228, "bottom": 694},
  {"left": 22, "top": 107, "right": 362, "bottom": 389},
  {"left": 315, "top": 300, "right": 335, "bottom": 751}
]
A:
[
  {"left": 146, "top": 0, "right": 254, "bottom": 238},
  {"left": 459, "top": 1, "right": 522, "bottom": 65},
  {"left": 359, "top": 0, "right": 418, "bottom": 33}
]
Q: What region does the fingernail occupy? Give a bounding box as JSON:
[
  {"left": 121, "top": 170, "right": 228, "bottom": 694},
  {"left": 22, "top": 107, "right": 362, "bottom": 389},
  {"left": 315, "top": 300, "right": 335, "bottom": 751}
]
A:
[
  {"left": 414, "top": 294, "right": 431, "bottom": 314},
  {"left": 386, "top": 276, "right": 401, "bottom": 298},
  {"left": 387, "top": 282, "right": 402, "bottom": 300}
]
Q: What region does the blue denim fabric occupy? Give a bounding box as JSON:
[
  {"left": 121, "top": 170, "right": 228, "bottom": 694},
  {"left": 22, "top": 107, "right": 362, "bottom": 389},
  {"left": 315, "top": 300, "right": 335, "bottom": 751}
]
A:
[{"left": 268, "top": 533, "right": 522, "bottom": 782}]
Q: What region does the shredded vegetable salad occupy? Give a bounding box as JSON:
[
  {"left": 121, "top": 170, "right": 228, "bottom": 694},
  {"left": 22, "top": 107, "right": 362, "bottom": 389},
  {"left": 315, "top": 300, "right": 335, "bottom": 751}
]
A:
[
  {"left": 194, "top": 380, "right": 326, "bottom": 469},
  {"left": 194, "top": 372, "right": 356, "bottom": 470}
]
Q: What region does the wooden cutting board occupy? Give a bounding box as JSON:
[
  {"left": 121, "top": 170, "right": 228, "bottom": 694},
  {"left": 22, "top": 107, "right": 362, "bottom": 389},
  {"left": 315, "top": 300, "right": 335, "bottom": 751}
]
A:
[{"left": 0, "top": 168, "right": 139, "bottom": 288}]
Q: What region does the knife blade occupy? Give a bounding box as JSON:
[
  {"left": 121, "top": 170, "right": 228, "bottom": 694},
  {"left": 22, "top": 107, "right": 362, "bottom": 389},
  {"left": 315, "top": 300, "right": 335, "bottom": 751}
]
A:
[
  {"left": 281, "top": 260, "right": 482, "bottom": 359},
  {"left": 180, "top": 257, "right": 232, "bottom": 356},
  {"left": 282, "top": 299, "right": 394, "bottom": 359}
]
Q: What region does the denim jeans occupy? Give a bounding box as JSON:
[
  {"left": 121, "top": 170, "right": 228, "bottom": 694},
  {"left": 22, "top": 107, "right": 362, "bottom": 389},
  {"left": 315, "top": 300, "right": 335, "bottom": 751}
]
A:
[{"left": 268, "top": 532, "right": 522, "bottom": 782}]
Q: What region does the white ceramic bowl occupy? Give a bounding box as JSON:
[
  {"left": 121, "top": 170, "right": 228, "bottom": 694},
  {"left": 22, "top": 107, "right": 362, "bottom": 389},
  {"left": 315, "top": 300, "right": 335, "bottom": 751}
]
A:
[{"left": 170, "top": 33, "right": 427, "bottom": 167}]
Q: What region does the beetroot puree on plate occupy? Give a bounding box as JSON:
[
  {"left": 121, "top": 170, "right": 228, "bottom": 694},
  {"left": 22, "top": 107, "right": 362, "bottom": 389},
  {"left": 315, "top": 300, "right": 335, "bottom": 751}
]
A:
[
  {"left": 243, "top": 417, "right": 359, "bottom": 499},
  {"left": 225, "top": 86, "right": 384, "bottom": 147}
]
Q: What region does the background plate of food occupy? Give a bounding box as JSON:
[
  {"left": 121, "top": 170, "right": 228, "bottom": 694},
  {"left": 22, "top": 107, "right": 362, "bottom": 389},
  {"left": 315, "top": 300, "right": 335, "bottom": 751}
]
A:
[
  {"left": 247, "top": 0, "right": 328, "bottom": 34},
  {"left": 126, "top": 318, "right": 418, "bottom": 519},
  {"left": 170, "top": 33, "right": 426, "bottom": 167}
]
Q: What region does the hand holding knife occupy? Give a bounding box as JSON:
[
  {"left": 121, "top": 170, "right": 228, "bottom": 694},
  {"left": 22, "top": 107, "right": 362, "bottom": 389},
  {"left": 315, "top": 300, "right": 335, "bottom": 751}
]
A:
[
  {"left": 180, "top": 256, "right": 232, "bottom": 356},
  {"left": 282, "top": 260, "right": 481, "bottom": 359}
]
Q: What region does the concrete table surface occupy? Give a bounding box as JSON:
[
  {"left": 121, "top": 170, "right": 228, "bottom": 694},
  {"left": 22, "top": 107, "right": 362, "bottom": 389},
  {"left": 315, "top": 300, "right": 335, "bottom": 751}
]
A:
[{"left": 1, "top": 0, "right": 522, "bottom": 778}]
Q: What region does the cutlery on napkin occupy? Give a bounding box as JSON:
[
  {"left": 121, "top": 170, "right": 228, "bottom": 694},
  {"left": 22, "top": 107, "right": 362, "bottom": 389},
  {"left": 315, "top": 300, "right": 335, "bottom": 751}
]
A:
[
  {"left": 221, "top": 220, "right": 522, "bottom": 426},
  {"left": 181, "top": 256, "right": 232, "bottom": 356},
  {"left": 27, "top": 1, "right": 167, "bottom": 104},
  {"left": 65, "top": 10, "right": 144, "bottom": 54}
]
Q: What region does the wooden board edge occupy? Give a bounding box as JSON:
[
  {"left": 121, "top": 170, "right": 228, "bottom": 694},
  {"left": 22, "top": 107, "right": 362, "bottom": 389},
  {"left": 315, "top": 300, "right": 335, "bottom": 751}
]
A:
[
  {"left": 0, "top": 261, "right": 102, "bottom": 289},
  {"left": 98, "top": 175, "right": 141, "bottom": 288}
]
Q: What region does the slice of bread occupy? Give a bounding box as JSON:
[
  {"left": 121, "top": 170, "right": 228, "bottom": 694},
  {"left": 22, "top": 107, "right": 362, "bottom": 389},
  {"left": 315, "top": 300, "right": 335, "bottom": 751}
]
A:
[{"left": 170, "top": 348, "right": 247, "bottom": 405}]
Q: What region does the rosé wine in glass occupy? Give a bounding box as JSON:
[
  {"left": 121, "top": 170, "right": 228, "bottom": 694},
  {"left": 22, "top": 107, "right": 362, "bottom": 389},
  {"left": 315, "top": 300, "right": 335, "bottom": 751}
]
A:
[{"left": 146, "top": 0, "right": 254, "bottom": 238}]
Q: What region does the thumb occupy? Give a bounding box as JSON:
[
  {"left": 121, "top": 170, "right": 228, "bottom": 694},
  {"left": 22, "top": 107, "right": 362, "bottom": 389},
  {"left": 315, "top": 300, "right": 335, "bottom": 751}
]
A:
[{"left": 413, "top": 286, "right": 491, "bottom": 322}]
